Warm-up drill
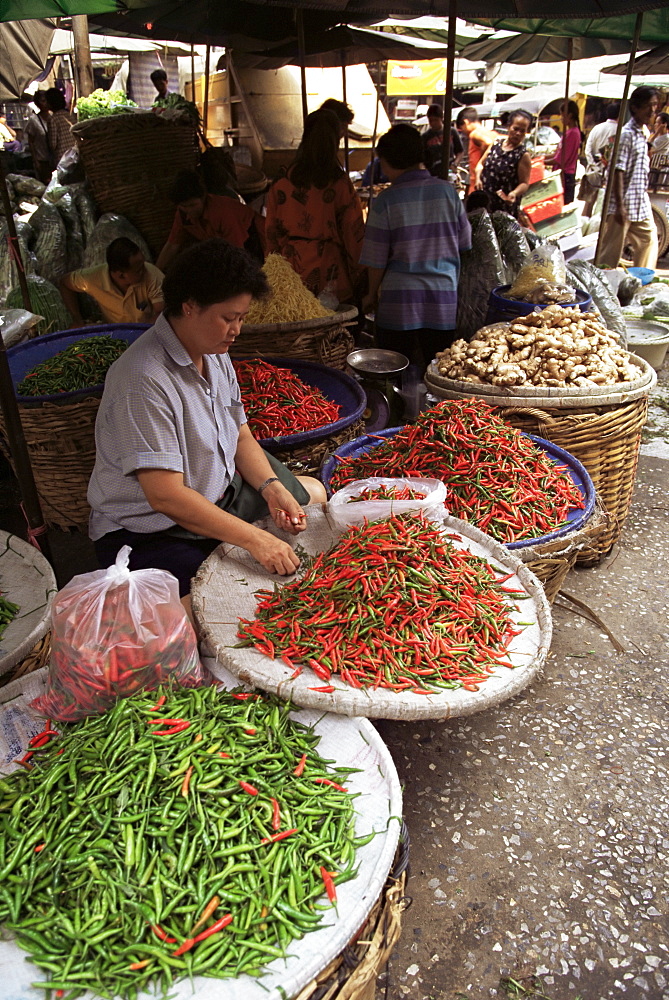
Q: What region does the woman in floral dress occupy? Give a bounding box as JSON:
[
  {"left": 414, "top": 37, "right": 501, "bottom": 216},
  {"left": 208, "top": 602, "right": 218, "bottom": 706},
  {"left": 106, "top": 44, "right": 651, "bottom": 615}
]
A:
[{"left": 475, "top": 110, "right": 533, "bottom": 218}]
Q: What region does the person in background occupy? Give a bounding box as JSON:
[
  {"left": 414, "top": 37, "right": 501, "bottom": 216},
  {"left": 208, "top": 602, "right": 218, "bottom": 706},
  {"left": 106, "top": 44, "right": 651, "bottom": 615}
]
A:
[
  {"left": 547, "top": 100, "right": 582, "bottom": 205},
  {"left": 60, "top": 238, "right": 164, "bottom": 327},
  {"left": 150, "top": 68, "right": 174, "bottom": 101},
  {"left": 156, "top": 170, "right": 265, "bottom": 271},
  {"left": 265, "top": 109, "right": 364, "bottom": 305},
  {"left": 319, "top": 98, "right": 354, "bottom": 139},
  {"left": 361, "top": 154, "right": 388, "bottom": 187},
  {"left": 360, "top": 124, "right": 471, "bottom": 372},
  {"left": 580, "top": 102, "right": 619, "bottom": 217},
  {"left": 421, "top": 103, "right": 463, "bottom": 177},
  {"left": 0, "top": 114, "right": 21, "bottom": 152},
  {"left": 24, "top": 90, "right": 51, "bottom": 183},
  {"left": 456, "top": 107, "right": 498, "bottom": 193},
  {"left": 476, "top": 110, "right": 533, "bottom": 218},
  {"left": 650, "top": 111, "right": 669, "bottom": 157},
  {"left": 45, "top": 87, "right": 76, "bottom": 168},
  {"left": 599, "top": 86, "right": 659, "bottom": 270},
  {"left": 88, "top": 238, "right": 326, "bottom": 603}
]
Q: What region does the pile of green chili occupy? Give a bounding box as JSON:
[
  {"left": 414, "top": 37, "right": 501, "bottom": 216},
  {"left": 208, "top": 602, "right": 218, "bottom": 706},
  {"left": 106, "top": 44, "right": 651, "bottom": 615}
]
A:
[
  {"left": 0, "top": 685, "right": 366, "bottom": 998},
  {"left": 17, "top": 336, "right": 128, "bottom": 397},
  {"left": 0, "top": 593, "right": 20, "bottom": 642}
]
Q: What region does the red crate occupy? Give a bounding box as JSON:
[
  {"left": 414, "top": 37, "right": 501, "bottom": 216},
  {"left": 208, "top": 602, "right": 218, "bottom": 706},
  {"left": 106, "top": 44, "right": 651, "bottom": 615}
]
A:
[
  {"left": 524, "top": 192, "right": 564, "bottom": 223},
  {"left": 529, "top": 157, "right": 545, "bottom": 184}
]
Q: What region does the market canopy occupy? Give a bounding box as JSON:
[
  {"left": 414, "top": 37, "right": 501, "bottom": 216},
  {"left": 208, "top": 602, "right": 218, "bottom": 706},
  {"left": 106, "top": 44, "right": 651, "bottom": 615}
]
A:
[
  {"left": 470, "top": 9, "right": 669, "bottom": 43},
  {"left": 603, "top": 41, "right": 669, "bottom": 73},
  {"left": 239, "top": 24, "right": 453, "bottom": 70},
  {"left": 0, "top": 17, "right": 55, "bottom": 99},
  {"left": 459, "top": 31, "right": 631, "bottom": 64},
  {"left": 0, "top": 0, "right": 121, "bottom": 20}
]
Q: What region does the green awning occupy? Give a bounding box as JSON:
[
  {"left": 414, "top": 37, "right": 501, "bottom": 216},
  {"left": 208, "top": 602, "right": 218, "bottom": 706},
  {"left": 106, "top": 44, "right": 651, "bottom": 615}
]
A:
[
  {"left": 470, "top": 11, "right": 669, "bottom": 44},
  {"left": 1, "top": 0, "right": 122, "bottom": 22}
]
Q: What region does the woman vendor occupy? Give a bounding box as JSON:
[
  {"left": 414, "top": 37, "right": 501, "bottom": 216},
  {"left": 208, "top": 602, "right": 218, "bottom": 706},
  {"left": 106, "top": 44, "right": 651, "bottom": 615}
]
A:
[
  {"left": 475, "top": 110, "right": 533, "bottom": 218},
  {"left": 88, "top": 238, "right": 326, "bottom": 598},
  {"left": 156, "top": 171, "right": 265, "bottom": 271},
  {"left": 264, "top": 108, "right": 365, "bottom": 306}
]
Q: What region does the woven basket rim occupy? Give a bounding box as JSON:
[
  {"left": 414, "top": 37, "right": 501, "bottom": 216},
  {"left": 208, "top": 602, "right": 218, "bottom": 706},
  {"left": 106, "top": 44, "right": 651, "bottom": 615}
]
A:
[
  {"left": 242, "top": 304, "right": 358, "bottom": 334},
  {"left": 72, "top": 112, "right": 196, "bottom": 137}
]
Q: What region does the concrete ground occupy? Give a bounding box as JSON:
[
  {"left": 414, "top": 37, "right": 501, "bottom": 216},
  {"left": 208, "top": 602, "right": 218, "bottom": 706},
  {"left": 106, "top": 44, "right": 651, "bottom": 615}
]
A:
[
  {"left": 374, "top": 357, "right": 669, "bottom": 1000},
  {"left": 0, "top": 351, "right": 666, "bottom": 1000}
]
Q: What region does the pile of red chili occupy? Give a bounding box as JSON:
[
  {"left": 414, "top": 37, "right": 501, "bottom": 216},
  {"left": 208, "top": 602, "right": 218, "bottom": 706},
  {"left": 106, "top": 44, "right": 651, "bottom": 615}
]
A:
[
  {"left": 330, "top": 399, "right": 584, "bottom": 543},
  {"left": 237, "top": 511, "right": 526, "bottom": 693},
  {"left": 233, "top": 360, "right": 340, "bottom": 438},
  {"left": 346, "top": 483, "right": 427, "bottom": 503}
]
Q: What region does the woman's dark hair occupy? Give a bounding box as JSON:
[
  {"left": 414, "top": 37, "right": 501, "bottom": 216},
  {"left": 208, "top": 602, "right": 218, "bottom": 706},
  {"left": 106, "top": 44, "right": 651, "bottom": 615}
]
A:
[
  {"left": 657, "top": 112, "right": 669, "bottom": 127},
  {"left": 106, "top": 237, "right": 141, "bottom": 272},
  {"left": 629, "top": 86, "right": 658, "bottom": 111},
  {"left": 319, "top": 98, "right": 354, "bottom": 125},
  {"left": 289, "top": 109, "right": 343, "bottom": 190},
  {"left": 562, "top": 100, "right": 581, "bottom": 127},
  {"left": 508, "top": 109, "right": 533, "bottom": 129},
  {"left": 169, "top": 169, "right": 206, "bottom": 205},
  {"left": 162, "top": 239, "right": 268, "bottom": 316},
  {"left": 376, "top": 124, "right": 423, "bottom": 171},
  {"left": 45, "top": 87, "right": 66, "bottom": 111}
]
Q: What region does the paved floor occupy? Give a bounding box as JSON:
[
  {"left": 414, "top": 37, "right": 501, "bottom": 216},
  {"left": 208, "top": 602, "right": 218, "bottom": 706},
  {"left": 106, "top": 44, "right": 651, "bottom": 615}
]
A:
[{"left": 375, "top": 358, "right": 669, "bottom": 1000}]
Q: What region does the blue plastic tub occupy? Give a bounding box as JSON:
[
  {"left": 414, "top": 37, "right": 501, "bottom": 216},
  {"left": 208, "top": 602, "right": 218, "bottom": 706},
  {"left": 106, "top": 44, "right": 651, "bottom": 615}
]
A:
[
  {"left": 320, "top": 426, "right": 596, "bottom": 550},
  {"left": 235, "top": 356, "right": 366, "bottom": 449},
  {"left": 484, "top": 285, "right": 592, "bottom": 326},
  {"left": 627, "top": 266, "right": 655, "bottom": 285},
  {"left": 7, "top": 323, "right": 149, "bottom": 405}
]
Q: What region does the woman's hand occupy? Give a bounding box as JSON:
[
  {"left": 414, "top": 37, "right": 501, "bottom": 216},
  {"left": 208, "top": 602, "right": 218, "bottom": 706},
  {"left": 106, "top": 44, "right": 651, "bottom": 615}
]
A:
[
  {"left": 246, "top": 530, "right": 301, "bottom": 575},
  {"left": 263, "top": 481, "right": 307, "bottom": 537},
  {"left": 497, "top": 188, "right": 517, "bottom": 204}
]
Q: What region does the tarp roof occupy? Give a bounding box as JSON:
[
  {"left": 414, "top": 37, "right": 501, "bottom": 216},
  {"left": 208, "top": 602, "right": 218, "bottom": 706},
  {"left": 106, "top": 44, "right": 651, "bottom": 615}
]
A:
[
  {"left": 470, "top": 10, "right": 669, "bottom": 43},
  {"left": 0, "top": 17, "right": 54, "bottom": 98}
]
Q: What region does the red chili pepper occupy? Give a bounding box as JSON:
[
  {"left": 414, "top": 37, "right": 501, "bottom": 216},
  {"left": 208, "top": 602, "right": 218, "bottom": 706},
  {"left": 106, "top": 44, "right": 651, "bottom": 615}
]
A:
[
  {"left": 181, "top": 765, "right": 194, "bottom": 797},
  {"left": 34, "top": 843, "right": 46, "bottom": 853},
  {"left": 260, "top": 828, "right": 298, "bottom": 845},
  {"left": 320, "top": 866, "right": 337, "bottom": 903},
  {"left": 172, "top": 937, "right": 196, "bottom": 956},
  {"left": 151, "top": 924, "right": 177, "bottom": 944},
  {"left": 129, "top": 960, "right": 151, "bottom": 970},
  {"left": 270, "top": 797, "right": 281, "bottom": 830},
  {"left": 219, "top": 752, "right": 231, "bottom": 759},
  {"left": 314, "top": 778, "right": 347, "bottom": 792},
  {"left": 148, "top": 695, "right": 167, "bottom": 711},
  {"left": 293, "top": 753, "right": 307, "bottom": 776},
  {"left": 244, "top": 728, "right": 257, "bottom": 735},
  {"left": 191, "top": 914, "right": 233, "bottom": 943},
  {"left": 239, "top": 780, "right": 259, "bottom": 796},
  {"left": 308, "top": 685, "right": 336, "bottom": 693}
]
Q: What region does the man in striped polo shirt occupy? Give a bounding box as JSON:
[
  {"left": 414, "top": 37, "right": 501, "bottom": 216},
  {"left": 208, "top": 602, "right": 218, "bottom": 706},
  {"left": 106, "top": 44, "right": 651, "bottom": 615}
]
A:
[{"left": 361, "top": 124, "right": 472, "bottom": 373}]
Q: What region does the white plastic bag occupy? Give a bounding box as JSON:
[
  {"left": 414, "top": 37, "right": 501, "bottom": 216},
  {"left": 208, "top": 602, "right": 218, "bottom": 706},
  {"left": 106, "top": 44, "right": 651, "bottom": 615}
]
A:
[
  {"left": 31, "top": 546, "right": 205, "bottom": 721},
  {"left": 328, "top": 477, "right": 447, "bottom": 531},
  {"left": 508, "top": 244, "right": 567, "bottom": 300}
]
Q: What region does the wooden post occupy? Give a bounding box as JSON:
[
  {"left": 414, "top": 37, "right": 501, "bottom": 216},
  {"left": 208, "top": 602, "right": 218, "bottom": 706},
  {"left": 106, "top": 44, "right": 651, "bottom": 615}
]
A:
[
  {"left": 296, "top": 9, "right": 308, "bottom": 125},
  {"left": 341, "top": 53, "right": 349, "bottom": 176},
  {"left": 0, "top": 159, "right": 52, "bottom": 560},
  {"left": 190, "top": 42, "right": 196, "bottom": 102},
  {"left": 440, "top": 0, "right": 458, "bottom": 179},
  {"left": 594, "top": 12, "right": 644, "bottom": 267},
  {"left": 367, "top": 60, "right": 381, "bottom": 212},
  {"left": 203, "top": 44, "right": 211, "bottom": 136},
  {"left": 71, "top": 15, "right": 94, "bottom": 98}
]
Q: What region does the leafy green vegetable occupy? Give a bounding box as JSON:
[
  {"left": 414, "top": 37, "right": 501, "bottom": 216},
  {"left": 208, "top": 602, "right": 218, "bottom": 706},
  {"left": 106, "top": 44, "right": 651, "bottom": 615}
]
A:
[
  {"left": 153, "top": 92, "right": 201, "bottom": 126},
  {"left": 76, "top": 89, "right": 137, "bottom": 120}
]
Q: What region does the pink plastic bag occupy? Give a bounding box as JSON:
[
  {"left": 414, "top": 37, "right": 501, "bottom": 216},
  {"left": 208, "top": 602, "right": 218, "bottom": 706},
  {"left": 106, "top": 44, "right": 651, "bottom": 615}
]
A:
[{"left": 32, "top": 546, "right": 206, "bottom": 721}]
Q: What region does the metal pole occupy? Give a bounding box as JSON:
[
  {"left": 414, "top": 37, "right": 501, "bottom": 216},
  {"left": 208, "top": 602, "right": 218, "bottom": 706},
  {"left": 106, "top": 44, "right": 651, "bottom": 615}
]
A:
[
  {"left": 594, "top": 12, "right": 644, "bottom": 267},
  {"left": 341, "top": 52, "right": 349, "bottom": 176},
  {"left": 440, "top": 0, "right": 457, "bottom": 179},
  {"left": 203, "top": 43, "right": 211, "bottom": 136},
  {"left": 0, "top": 160, "right": 52, "bottom": 561},
  {"left": 367, "top": 60, "right": 381, "bottom": 213},
  {"left": 190, "top": 42, "right": 195, "bottom": 103},
  {"left": 296, "top": 9, "right": 308, "bottom": 125}
]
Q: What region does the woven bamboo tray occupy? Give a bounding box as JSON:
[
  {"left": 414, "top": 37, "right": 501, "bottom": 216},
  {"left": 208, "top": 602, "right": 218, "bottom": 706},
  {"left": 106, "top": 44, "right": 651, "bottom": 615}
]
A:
[
  {"left": 0, "top": 632, "right": 50, "bottom": 690},
  {"left": 230, "top": 307, "right": 358, "bottom": 371},
  {"left": 72, "top": 112, "right": 199, "bottom": 257},
  {"left": 516, "top": 500, "right": 610, "bottom": 603},
  {"left": 269, "top": 419, "right": 365, "bottom": 477},
  {"left": 0, "top": 396, "right": 98, "bottom": 530},
  {"left": 295, "top": 826, "right": 410, "bottom": 1000}
]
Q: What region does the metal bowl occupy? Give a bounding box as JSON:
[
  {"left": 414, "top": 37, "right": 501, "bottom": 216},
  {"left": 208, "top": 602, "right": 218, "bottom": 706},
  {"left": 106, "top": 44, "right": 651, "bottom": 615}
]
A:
[{"left": 346, "top": 348, "right": 410, "bottom": 376}]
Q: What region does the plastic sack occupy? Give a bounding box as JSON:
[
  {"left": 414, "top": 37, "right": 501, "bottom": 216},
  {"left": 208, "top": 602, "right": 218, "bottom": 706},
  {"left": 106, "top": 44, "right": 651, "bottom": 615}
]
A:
[
  {"left": 31, "top": 200, "right": 68, "bottom": 285},
  {"left": 31, "top": 546, "right": 205, "bottom": 722},
  {"left": 508, "top": 244, "right": 567, "bottom": 300},
  {"left": 457, "top": 209, "right": 506, "bottom": 340},
  {"left": 0, "top": 218, "right": 36, "bottom": 307},
  {"left": 566, "top": 260, "right": 627, "bottom": 344},
  {"left": 0, "top": 308, "right": 44, "bottom": 348},
  {"left": 83, "top": 212, "right": 153, "bottom": 267},
  {"left": 328, "top": 477, "right": 447, "bottom": 531},
  {"left": 492, "top": 211, "right": 530, "bottom": 284},
  {"left": 639, "top": 282, "right": 669, "bottom": 320},
  {"left": 5, "top": 173, "right": 46, "bottom": 199},
  {"left": 6, "top": 275, "right": 72, "bottom": 335}
]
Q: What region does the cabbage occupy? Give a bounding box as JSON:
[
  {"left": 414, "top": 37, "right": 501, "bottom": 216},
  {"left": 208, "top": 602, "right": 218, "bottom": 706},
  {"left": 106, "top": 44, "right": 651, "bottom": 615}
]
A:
[{"left": 76, "top": 90, "right": 137, "bottom": 120}]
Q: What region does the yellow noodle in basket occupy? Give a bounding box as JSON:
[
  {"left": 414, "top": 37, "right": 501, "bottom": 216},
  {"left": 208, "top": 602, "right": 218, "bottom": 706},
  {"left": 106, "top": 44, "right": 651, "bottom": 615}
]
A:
[{"left": 245, "top": 254, "right": 335, "bottom": 325}]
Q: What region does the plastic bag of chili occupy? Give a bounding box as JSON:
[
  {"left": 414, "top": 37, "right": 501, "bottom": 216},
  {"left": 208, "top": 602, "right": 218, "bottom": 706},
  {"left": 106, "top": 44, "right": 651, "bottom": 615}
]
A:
[{"left": 31, "top": 546, "right": 205, "bottom": 722}]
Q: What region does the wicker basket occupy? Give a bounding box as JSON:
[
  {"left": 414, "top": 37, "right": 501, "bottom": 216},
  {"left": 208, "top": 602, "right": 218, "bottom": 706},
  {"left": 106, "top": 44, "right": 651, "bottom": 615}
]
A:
[
  {"left": 0, "top": 396, "right": 99, "bottom": 531},
  {"left": 230, "top": 307, "right": 359, "bottom": 371},
  {"left": 0, "top": 632, "right": 51, "bottom": 690},
  {"left": 424, "top": 357, "right": 656, "bottom": 564},
  {"left": 516, "top": 501, "right": 610, "bottom": 603},
  {"left": 294, "top": 825, "right": 410, "bottom": 1000},
  {"left": 72, "top": 112, "right": 199, "bottom": 257},
  {"left": 270, "top": 419, "right": 366, "bottom": 477}
]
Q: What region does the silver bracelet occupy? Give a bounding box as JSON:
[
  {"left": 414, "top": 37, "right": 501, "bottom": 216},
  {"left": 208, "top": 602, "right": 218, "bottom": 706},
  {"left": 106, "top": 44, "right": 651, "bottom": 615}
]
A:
[{"left": 257, "top": 476, "right": 280, "bottom": 495}]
